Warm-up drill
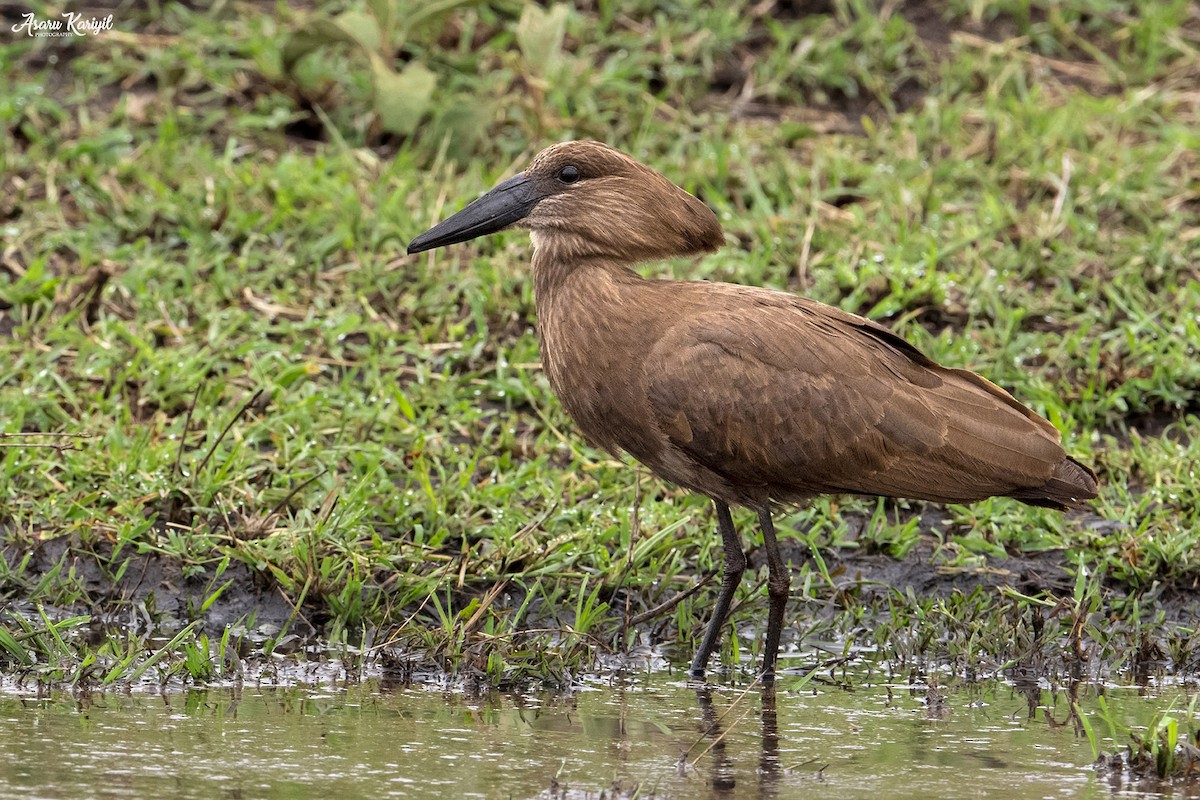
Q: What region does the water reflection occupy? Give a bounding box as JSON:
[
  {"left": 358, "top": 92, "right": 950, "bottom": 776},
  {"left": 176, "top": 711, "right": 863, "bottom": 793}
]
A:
[
  {"left": 760, "top": 687, "right": 781, "bottom": 796},
  {"left": 691, "top": 685, "right": 781, "bottom": 798},
  {"left": 694, "top": 686, "right": 737, "bottom": 793},
  {"left": 0, "top": 674, "right": 1154, "bottom": 799}
]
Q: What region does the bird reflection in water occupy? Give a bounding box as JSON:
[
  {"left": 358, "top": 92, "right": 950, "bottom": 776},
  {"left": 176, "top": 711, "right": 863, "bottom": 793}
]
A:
[{"left": 689, "top": 685, "right": 782, "bottom": 798}]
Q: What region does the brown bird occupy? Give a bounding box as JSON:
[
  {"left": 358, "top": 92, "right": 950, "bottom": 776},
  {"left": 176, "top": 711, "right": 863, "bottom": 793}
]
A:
[{"left": 407, "top": 141, "right": 1098, "bottom": 683}]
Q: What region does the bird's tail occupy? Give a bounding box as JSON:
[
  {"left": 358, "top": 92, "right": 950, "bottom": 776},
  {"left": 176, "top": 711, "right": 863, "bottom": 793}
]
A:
[{"left": 1007, "top": 456, "right": 1099, "bottom": 510}]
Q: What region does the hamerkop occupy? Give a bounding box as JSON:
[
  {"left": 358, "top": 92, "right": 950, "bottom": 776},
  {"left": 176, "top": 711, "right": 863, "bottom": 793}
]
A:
[{"left": 407, "top": 141, "right": 1099, "bottom": 683}]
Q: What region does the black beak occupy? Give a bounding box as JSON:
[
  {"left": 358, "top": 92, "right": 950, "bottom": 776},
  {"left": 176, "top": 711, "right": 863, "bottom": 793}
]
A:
[{"left": 407, "top": 172, "right": 543, "bottom": 254}]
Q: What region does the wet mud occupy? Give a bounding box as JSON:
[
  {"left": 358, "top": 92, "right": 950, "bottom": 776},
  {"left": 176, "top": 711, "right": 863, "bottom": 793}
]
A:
[
  {"left": 7, "top": 519, "right": 1200, "bottom": 680},
  {"left": 0, "top": 531, "right": 297, "bottom": 635}
]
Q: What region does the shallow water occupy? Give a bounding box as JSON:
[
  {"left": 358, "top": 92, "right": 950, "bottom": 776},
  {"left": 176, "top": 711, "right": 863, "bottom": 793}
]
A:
[{"left": 0, "top": 672, "right": 1184, "bottom": 799}]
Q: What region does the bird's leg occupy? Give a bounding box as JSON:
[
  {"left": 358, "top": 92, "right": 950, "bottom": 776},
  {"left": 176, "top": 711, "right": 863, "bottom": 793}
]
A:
[
  {"left": 689, "top": 500, "right": 745, "bottom": 680},
  {"left": 757, "top": 508, "right": 790, "bottom": 683}
]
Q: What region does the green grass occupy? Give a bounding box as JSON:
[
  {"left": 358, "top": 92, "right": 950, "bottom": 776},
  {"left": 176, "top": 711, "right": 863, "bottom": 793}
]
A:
[{"left": 1, "top": 0, "right": 1198, "bottom": 690}]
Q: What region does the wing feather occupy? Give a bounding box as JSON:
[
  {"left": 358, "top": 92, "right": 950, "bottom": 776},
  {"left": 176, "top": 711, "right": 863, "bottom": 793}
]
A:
[{"left": 643, "top": 286, "right": 1066, "bottom": 504}]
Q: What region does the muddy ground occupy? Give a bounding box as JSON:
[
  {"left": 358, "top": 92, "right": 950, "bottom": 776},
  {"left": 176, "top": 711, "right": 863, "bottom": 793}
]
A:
[{"left": 7, "top": 514, "right": 1200, "bottom": 686}]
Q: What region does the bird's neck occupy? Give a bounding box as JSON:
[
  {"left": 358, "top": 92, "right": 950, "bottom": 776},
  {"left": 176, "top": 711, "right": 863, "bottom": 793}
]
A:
[
  {"left": 530, "top": 236, "right": 643, "bottom": 301},
  {"left": 527, "top": 239, "right": 668, "bottom": 460},
  {"left": 529, "top": 240, "right": 659, "bottom": 376}
]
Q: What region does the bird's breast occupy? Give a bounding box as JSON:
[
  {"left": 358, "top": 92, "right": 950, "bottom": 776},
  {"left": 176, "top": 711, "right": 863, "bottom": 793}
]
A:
[{"left": 533, "top": 269, "right": 669, "bottom": 466}]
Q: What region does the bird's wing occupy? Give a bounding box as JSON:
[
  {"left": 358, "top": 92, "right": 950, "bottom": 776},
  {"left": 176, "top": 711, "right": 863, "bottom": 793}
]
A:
[{"left": 642, "top": 286, "right": 1065, "bottom": 503}]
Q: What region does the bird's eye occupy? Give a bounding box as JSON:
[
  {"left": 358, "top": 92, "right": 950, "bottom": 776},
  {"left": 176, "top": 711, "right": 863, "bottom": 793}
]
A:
[{"left": 558, "top": 165, "right": 580, "bottom": 184}]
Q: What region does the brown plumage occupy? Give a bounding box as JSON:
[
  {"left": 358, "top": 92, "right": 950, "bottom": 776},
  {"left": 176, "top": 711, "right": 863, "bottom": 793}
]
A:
[{"left": 408, "top": 140, "right": 1098, "bottom": 682}]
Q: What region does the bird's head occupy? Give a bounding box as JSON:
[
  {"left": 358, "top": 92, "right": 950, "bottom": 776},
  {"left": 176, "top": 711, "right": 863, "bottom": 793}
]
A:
[{"left": 407, "top": 141, "right": 724, "bottom": 263}]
